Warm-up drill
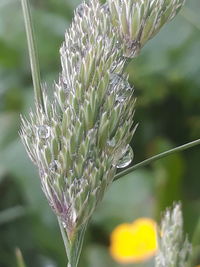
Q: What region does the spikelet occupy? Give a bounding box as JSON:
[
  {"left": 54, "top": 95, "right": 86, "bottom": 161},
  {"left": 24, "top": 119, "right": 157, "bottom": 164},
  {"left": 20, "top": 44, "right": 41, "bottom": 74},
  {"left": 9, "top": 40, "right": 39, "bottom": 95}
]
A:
[
  {"left": 108, "top": 0, "right": 185, "bottom": 57},
  {"left": 155, "top": 204, "right": 192, "bottom": 267}
]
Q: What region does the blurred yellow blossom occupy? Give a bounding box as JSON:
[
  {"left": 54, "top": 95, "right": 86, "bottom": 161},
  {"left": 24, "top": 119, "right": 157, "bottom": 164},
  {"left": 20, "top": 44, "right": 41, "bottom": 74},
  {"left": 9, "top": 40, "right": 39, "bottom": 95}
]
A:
[{"left": 110, "top": 218, "right": 157, "bottom": 264}]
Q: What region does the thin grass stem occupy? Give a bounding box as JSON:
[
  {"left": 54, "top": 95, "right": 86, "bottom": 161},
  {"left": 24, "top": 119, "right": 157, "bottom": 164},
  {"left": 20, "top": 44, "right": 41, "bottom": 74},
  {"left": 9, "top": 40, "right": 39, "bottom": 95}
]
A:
[
  {"left": 58, "top": 217, "right": 70, "bottom": 259},
  {"left": 21, "top": 0, "right": 44, "bottom": 109},
  {"left": 15, "top": 248, "right": 26, "bottom": 267},
  {"left": 114, "top": 138, "right": 200, "bottom": 181}
]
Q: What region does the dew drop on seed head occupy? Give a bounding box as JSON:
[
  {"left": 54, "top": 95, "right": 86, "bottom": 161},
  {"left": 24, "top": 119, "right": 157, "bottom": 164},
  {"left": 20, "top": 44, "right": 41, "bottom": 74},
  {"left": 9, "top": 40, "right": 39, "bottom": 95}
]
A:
[
  {"left": 38, "top": 125, "right": 50, "bottom": 139},
  {"left": 110, "top": 73, "right": 123, "bottom": 87},
  {"left": 49, "top": 160, "right": 58, "bottom": 172},
  {"left": 116, "top": 145, "right": 134, "bottom": 168},
  {"left": 70, "top": 43, "right": 79, "bottom": 53},
  {"left": 116, "top": 94, "right": 126, "bottom": 103},
  {"left": 62, "top": 221, "right": 67, "bottom": 228},
  {"left": 76, "top": 3, "right": 85, "bottom": 17},
  {"left": 74, "top": 178, "right": 81, "bottom": 188},
  {"left": 115, "top": 40, "right": 121, "bottom": 49},
  {"left": 101, "top": 3, "right": 110, "bottom": 14},
  {"left": 116, "top": 80, "right": 133, "bottom": 103},
  {"left": 107, "top": 138, "right": 116, "bottom": 147}
]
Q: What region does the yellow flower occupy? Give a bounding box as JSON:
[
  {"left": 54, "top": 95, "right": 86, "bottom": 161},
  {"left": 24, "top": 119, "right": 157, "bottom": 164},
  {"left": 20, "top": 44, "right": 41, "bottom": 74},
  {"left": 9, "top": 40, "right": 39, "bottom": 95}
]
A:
[{"left": 110, "top": 218, "right": 157, "bottom": 264}]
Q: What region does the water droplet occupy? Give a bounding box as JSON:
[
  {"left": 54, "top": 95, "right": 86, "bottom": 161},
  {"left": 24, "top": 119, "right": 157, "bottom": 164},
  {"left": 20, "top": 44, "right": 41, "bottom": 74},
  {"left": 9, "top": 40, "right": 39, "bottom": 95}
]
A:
[
  {"left": 101, "top": 3, "right": 110, "bottom": 14},
  {"left": 49, "top": 160, "right": 58, "bottom": 172},
  {"left": 38, "top": 125, "right": 50, "bottom": 139},
  {"left": 109, "top": 73, "right": 133, "bottom": 102},
  {"left": 74, "top": 178, "right": 81, "bottom": 187},
  {"left": 71, "top": 178, "right": 88, "bottom": 195},
  {"left": 76, "top": 3, "right": 85, "bottom": 17},
  {"left": 107, "top": 138, "right": 116, "bottom": 147},
  {"left": 116, "top": 94, "right": 126, "bottom": 103},
  {"left": 117, "top": 87, "right": 132, "bottom": 103},
  {"left": 115, "top": 40, "right": 121, "bottom": 49},
  {"left": 62, "top": 221, "right": 67, "bottom": 228},
  {"left": 110, "top": 73, "right": 123, "bottom": 87},
  {"left": 70, "top": 43, "right": 79, "bottom": 53},
  {"left": 116, "top": 145, "right": 134, "bottom": 168}
]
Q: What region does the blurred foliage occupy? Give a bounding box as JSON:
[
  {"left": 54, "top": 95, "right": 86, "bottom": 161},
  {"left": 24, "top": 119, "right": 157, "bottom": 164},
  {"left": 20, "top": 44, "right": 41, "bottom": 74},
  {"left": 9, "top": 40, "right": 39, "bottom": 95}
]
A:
[{"left": 0, "top": 0, "right": 200, "bottom": 266}]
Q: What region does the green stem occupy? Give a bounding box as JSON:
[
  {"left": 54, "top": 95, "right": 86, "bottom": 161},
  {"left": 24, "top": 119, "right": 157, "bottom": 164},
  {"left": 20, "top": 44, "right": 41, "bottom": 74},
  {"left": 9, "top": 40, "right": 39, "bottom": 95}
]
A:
[
  {"left": 15, "top": 248, "right": 27, "bottom": 267},
  {"left": 114, "top": 138, "right": 200, "bottom": 181},
  {"left": 58, "top": 217, "right": 71, "bottom": 260},
  {"left": 58, "top": 217, "right": 87, "bottom": 267},
  {"left": 186, "top": 217, "right": 200, "bottom": 266},
  {"left": 21, "top": 0, "right": 44, "bottom": 109}
]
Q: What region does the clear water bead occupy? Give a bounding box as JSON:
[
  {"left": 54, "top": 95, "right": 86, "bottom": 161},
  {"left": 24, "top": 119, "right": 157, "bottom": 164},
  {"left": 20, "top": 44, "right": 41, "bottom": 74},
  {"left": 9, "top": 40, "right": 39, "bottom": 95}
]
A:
[
  {"left": 110, "top": 73, "right": 122, "bottom": 88},
  {"left": 62, "top": 221, "right": 67, "bottom": 228},
  {"left": 49, "top": 160, "right": 58, "bottom": 172},
  {"left": 38, "top": 125, "right": 50, "bottom": 139},
  {"left": 76, "top": 4, "right": 84, "bottom": 17},
  {"left": 116, "top": 145, "right": 134, "bottom": 168},
  {"left": 115, "top": 40, "right": 121, "bottom": 49},
  {"left": 101, "top": 3, "right": 110, "bottom": 14},
  {"left": 116, "top": 94, "right": 126, "bottom": 103},
  {"left": 107, "top": 138, "right": 116, "bottom": 147},
  {"left": 70, "top": 43, "right": 79, "bottom": 53},
  {"left": 109, "top": 73, "right": 133, "bottom": 102}
]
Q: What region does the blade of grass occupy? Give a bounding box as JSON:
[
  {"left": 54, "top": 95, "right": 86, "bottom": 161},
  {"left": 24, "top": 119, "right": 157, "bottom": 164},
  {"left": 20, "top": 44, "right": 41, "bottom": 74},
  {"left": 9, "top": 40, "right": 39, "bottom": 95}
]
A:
[
  {"left": 21, "top": 0, "right": 44, "bottom": 109},
  {"left": 114, "top": 138, "right": 200, "bottom": 181},
  {"left": 192, "top": 216, "right": 200, "bottom": 247},
  {"left": 15, "top": 248, "right": 27, "bottom": 267},
  {"left": 0, "top": 206, "right": 26, "bottom": 225},
  {"left": 58, "top": 217, "right": 71, "bottom": 259}
]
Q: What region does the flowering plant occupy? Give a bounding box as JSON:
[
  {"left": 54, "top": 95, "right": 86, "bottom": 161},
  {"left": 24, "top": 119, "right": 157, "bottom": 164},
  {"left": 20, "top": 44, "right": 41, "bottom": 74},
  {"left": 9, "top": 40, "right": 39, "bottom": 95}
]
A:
[{"left": 20, "top": 0, "right": 198, "bottom": 266}]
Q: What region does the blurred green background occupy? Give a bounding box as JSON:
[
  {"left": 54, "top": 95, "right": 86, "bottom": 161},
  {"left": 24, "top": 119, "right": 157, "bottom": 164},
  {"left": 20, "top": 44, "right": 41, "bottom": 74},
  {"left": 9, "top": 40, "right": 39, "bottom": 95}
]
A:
[{"left": 0, "top": 0, "right": 200, "bottom": 266}]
